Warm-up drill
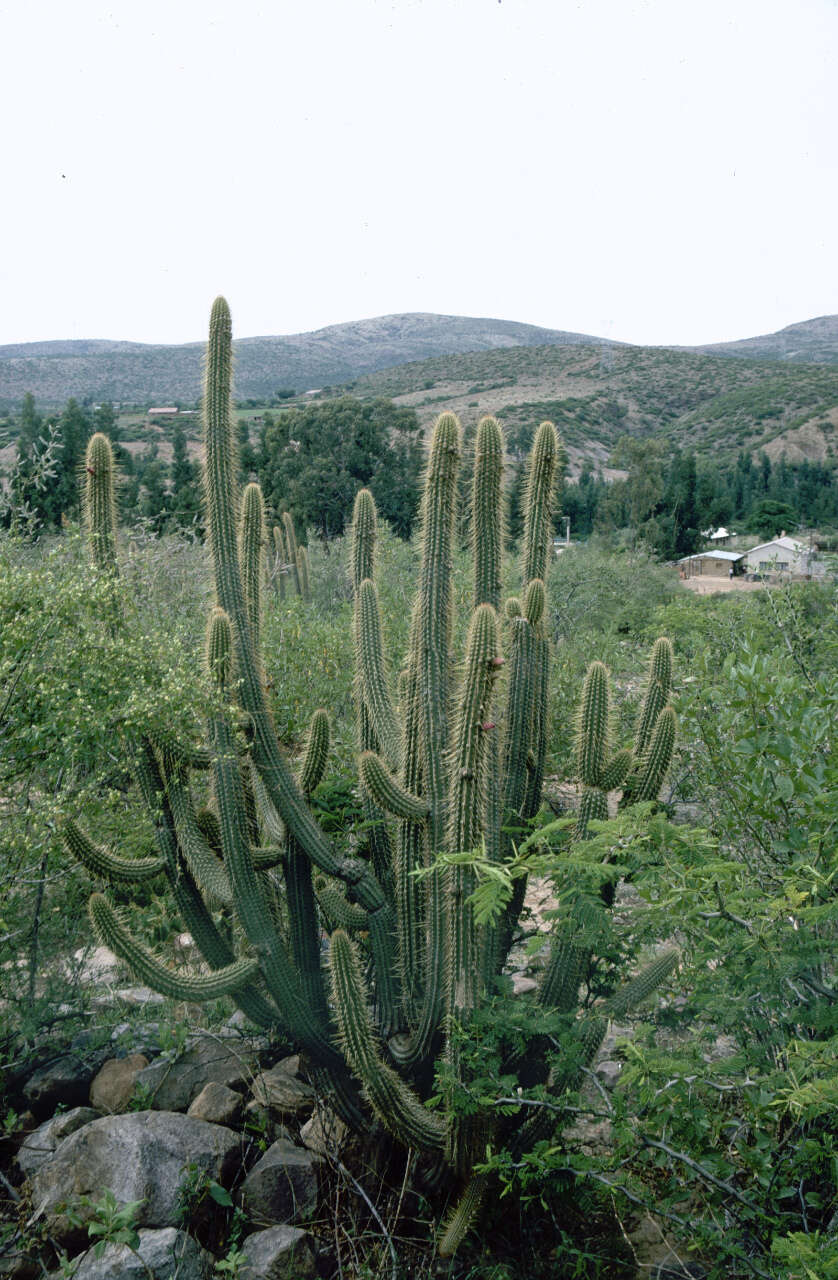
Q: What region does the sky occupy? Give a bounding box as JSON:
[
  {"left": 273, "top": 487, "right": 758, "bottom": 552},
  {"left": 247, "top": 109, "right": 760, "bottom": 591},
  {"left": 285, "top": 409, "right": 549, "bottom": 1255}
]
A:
[{"left": 2, "top": 0, "right": 837, "bottom": 348}]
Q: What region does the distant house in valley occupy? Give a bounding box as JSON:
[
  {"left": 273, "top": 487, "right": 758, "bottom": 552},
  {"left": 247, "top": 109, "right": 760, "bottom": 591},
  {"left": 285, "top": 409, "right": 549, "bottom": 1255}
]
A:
[
  {"left": 148, "top": 406, "right": 179, "bottom": 419},
  {"left": 744, "top": 535, "right": 823, "bottom": 579},
  {"left": 677, "top": 550, "right": 745, "bottom": 578}
]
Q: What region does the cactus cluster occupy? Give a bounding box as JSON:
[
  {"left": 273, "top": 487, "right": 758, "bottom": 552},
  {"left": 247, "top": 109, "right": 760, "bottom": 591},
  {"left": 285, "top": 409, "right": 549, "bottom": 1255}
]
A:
[
  {"left": 574, "top": 636, "right": 676, "bottom": 842},
  {"left": 267, "top": 510, "right": 309, "bottom": 601},
  {"left": 68, "top": 298, "right": 678, "bottom": 1255}
]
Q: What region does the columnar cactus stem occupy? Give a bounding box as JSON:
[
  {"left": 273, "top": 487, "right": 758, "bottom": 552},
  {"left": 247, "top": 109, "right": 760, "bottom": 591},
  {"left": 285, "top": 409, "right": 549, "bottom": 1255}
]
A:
[
  {"left": 84, "top": 432, "right": 119, "bottom": 575},
  {"left": 330, "top": 930, "right": 446, "bottom": 1152},
  {"left": 272, "top": 525, "right": 287, "bottom": 601},
  {"left": 351, "top": 488, "right": 376, "bottom": 589},
  {"left": 472, "top": 417, "right": 503, "bottom": 611},
  {"left": 621, "top": 636, "right": 675, "bottom": 809},
  {"left": 240, "top": 482, "right": 265, "bottom": 652},
  {"left": 522, "top": 421, "right": 558, "bottom": 587},
  {"left": 282, "top": 510, "right": 302, "bottom": 595},
  {"left": 404, "top": 412, "right": 461, "bottom": 1062},
  {"left": 473, "top": 417, "right": 504, "bottom": 870},
  {"left": 447, "top": 604, "right": 500, "bottom": 1015}
]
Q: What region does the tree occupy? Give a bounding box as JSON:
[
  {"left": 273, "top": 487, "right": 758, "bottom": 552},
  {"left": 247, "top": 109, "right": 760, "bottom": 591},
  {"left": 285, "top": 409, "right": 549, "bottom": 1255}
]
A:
[
  {"left": 258, "top": 397, "right": 423, "bottom": 540},
  {"left": 746, "top": 498, "right": 798, "bottom": 540},
  {"left": 137, "top": 442, "right": 169, "bottom": 533},
  {"left": 168, "top": 424, "right": 202, "bottom": 533}
]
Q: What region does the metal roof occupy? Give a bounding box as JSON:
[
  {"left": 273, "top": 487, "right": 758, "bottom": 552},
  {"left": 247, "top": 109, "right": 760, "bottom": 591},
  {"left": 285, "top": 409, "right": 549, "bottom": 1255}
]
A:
[{"left": 678, "top": 550, "right": 745, "bottom": 562}]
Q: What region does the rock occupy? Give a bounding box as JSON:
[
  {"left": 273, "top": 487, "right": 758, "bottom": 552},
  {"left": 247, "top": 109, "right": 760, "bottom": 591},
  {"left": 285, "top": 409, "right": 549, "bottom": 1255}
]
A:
[
  {"left": 89, "top": 1054, "right": 149, "bottom": 1113},
  {"left": 251, "top": 1061, "right": 313, "bottom": 1117},
  {"left": 299, "top": 1107, "right": 347, "bottom": 1156},
  {"left": 17, "top": 1107, "right": 100, "bottom": 1179},
  {"left": 91, "top": 986, "right": 166, "bottom": 1009},
  {"left": 23, "top": 1055, "right": 99, "bottom": 1116},
  {"left": 135, "top": 1033, "right": 257, "bottom": 1111},
  {"left": 240, "top": 1138, "right": 319, "bottom": 1226},
  {"left": 69, "top": 945, "right": 120, "bottom": 984},
  {"left": 511, "top": 974, "right": 538, "bottom": 996},
  {"left": 594, "top": 1060, "right": 622, "bottom": 1090},
  {"left": 703, "top": 1034, "right": 737, "bottom": 1063},
  {"left": 188, "top": 1081, "right": 243, "bottom": 1127},
  {"left": 67, "top": 1227, "right": 214, "bottom": 1279},
  {"left": 239, "top": 1225, "right": 317, "bottom": 1278},
  {"left": 30, "top": 1110, "right": 240, "bottom": 1243}
]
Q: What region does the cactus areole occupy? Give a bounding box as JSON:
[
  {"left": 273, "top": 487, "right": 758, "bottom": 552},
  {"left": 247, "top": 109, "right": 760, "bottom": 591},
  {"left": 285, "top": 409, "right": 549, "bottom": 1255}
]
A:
[{"left": 67, "top": 298, "right": 678, "bottom": 1256}]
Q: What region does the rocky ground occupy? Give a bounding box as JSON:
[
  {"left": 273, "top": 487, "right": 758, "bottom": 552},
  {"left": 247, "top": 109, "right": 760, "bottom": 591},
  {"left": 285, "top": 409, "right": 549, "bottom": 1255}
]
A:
[{"left": 0, "top": 885, "right": 705, "bottom": 1279}]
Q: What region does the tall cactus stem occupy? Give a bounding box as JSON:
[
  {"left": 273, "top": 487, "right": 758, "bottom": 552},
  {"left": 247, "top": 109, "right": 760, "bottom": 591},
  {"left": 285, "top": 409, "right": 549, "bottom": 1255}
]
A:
[
  {"left": 282, "top": 511, "right": 302, "bottom": 595},
  {"left": 351, "top": 487, "right": 377, "bottom": 589},
  {"left": 329, "top": 930, "right": 446, "bottom": 1151},
  {"left": 576, "top": 661, "right": 611, "bottom": 789},
  {"left": 297, "top": 545, "right": 311, "bottom": 602},
  {"left": 83, "top": 432, "right": 119, "bottom": 575},
  {"left": 521, "top": 421, "right": 558, "bottom": 587},
  {"left": 472, "top": 417, "right": 504, "bottom": 611},
  {"left": 273, "top": 525, "right": 287, "bottom": 601},
  {"left": 239, "top": 482, "right": 265, "bottom": 653}
]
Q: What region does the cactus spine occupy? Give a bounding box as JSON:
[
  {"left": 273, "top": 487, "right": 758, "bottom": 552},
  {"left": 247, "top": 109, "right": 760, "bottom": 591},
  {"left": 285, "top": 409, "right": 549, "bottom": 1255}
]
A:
[{"left": 67, "top": 298, "right": 678, "bottom": 1257}]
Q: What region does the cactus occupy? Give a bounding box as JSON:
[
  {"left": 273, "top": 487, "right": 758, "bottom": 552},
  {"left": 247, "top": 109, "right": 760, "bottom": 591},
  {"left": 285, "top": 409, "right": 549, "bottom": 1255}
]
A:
[
  {"left": 574, "top": 641, "right": 676, "bottom": 842},
  {"left": 67, "top": 305, "right": 679, "bottom": 1256},
  {"left": 282, "top": 510, "right": 302, "bottom": 595},
  {"left": 84, "top": 432, "right": 119, "bottom": 575}
]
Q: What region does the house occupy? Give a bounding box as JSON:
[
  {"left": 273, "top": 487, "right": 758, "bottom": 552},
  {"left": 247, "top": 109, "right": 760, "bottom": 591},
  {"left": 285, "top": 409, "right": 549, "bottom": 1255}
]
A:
[
  {"left": 677, "top": 550, "right": 745, "bottom": 578},
  {"left": 708, "top": 526, "right": 735, "bottom": 544},
  {"left": 148, "top": 406, "right": 179, "bottom": 418},
  {"left": 744, "top": 536, "right": 823, "bottom": 579}
]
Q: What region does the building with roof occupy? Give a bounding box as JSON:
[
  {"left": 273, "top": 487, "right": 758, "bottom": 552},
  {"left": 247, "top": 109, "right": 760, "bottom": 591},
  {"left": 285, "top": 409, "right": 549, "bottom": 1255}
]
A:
[
  {"left": 744, "top": 536, "right": 823, "bottom": 579},
  {"left": 677, "top": 549, "right": 745, "bottom": 578},
  {"left": 701, "top": 526, "right": 736, "bottom": 545}
]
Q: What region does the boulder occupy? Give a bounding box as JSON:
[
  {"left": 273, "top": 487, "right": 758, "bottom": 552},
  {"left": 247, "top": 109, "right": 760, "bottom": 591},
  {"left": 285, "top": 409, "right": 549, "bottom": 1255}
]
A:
[
  {"left": 240, "top": 1139, "right": 319, "bottom": 1226},
  {"left": 23, "top": 1055, "right": 100, "bottom": 1116},
  {"left": 187, "top": 1081, "right": 243, "bottom": 1127},
  {"left": 89, "top": 1054, "right": 149, "bottom": 1113},
  {"left": 250, "top": 1060, "right": 313, "bottom": 1117},
  {"left": 238, "top": 1225, "right": 317, "bottom": 1278},
  {"left": 69, "top": 945, "right": 120, "bottom": 985},
  {"left": 594, "top": 1060, "right": 622, "bottom": 1090},
  {"left": 299, "top": 1107, "right": 347, "bottom": 1157},
  {"left": 63, "top": 1227, "right": 214, "bottom": 1279},
  {"left": 17, "top": 1107, "right": 100, "bottom": 1179},
  {"left": 30, "top": 1110, "right": 240, "bottom": 1242},
  {"left": 134, "top": 1033, "right": 258, "bottom": 1111}
]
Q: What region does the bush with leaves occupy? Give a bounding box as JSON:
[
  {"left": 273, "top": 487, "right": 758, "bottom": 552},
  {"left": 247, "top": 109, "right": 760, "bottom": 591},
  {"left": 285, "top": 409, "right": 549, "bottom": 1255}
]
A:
[{"left": 573, "top": 580, "right": 838, "bottom": 1279}]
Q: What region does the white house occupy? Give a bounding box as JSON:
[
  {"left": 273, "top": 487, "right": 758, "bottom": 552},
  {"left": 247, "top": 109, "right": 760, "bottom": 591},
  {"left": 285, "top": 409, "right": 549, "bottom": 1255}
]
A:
[{"left": 744, "top": 535, "right": 823, "bottom": 578}]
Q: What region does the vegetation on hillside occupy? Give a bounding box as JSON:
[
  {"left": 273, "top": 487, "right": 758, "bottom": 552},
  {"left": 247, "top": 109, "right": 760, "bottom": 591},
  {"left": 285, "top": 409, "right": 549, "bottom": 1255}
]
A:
[{"left": 352, "top": 342, "right": 838, "bottom": 466}]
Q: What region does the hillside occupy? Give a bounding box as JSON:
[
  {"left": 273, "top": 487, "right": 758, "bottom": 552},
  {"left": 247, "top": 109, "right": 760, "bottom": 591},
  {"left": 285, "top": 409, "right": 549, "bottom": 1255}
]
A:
[
  {"left": 691, "top": 314, "right": 838, "bottom": 364},
  {"left": 347, "top": 343, "right": 838, "bottom": 472},
  {"left": 0, "top": 313, "right": 615, "bottom": 409}
]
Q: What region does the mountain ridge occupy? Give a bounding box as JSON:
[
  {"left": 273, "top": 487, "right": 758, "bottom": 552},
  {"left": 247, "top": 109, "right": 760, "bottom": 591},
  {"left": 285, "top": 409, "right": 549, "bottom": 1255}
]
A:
[
  {"left": 0, "top": 313, "right": 618, "bottom": 407},
  {"left": 2, "top": 310, "right": 838, "bottom": 415}
]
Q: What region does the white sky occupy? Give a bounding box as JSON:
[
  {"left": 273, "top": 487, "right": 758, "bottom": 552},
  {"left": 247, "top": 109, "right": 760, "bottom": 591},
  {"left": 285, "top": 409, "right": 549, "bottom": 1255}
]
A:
[{"left": 2, "top": 0, "right": 837, "bottom": 347}]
